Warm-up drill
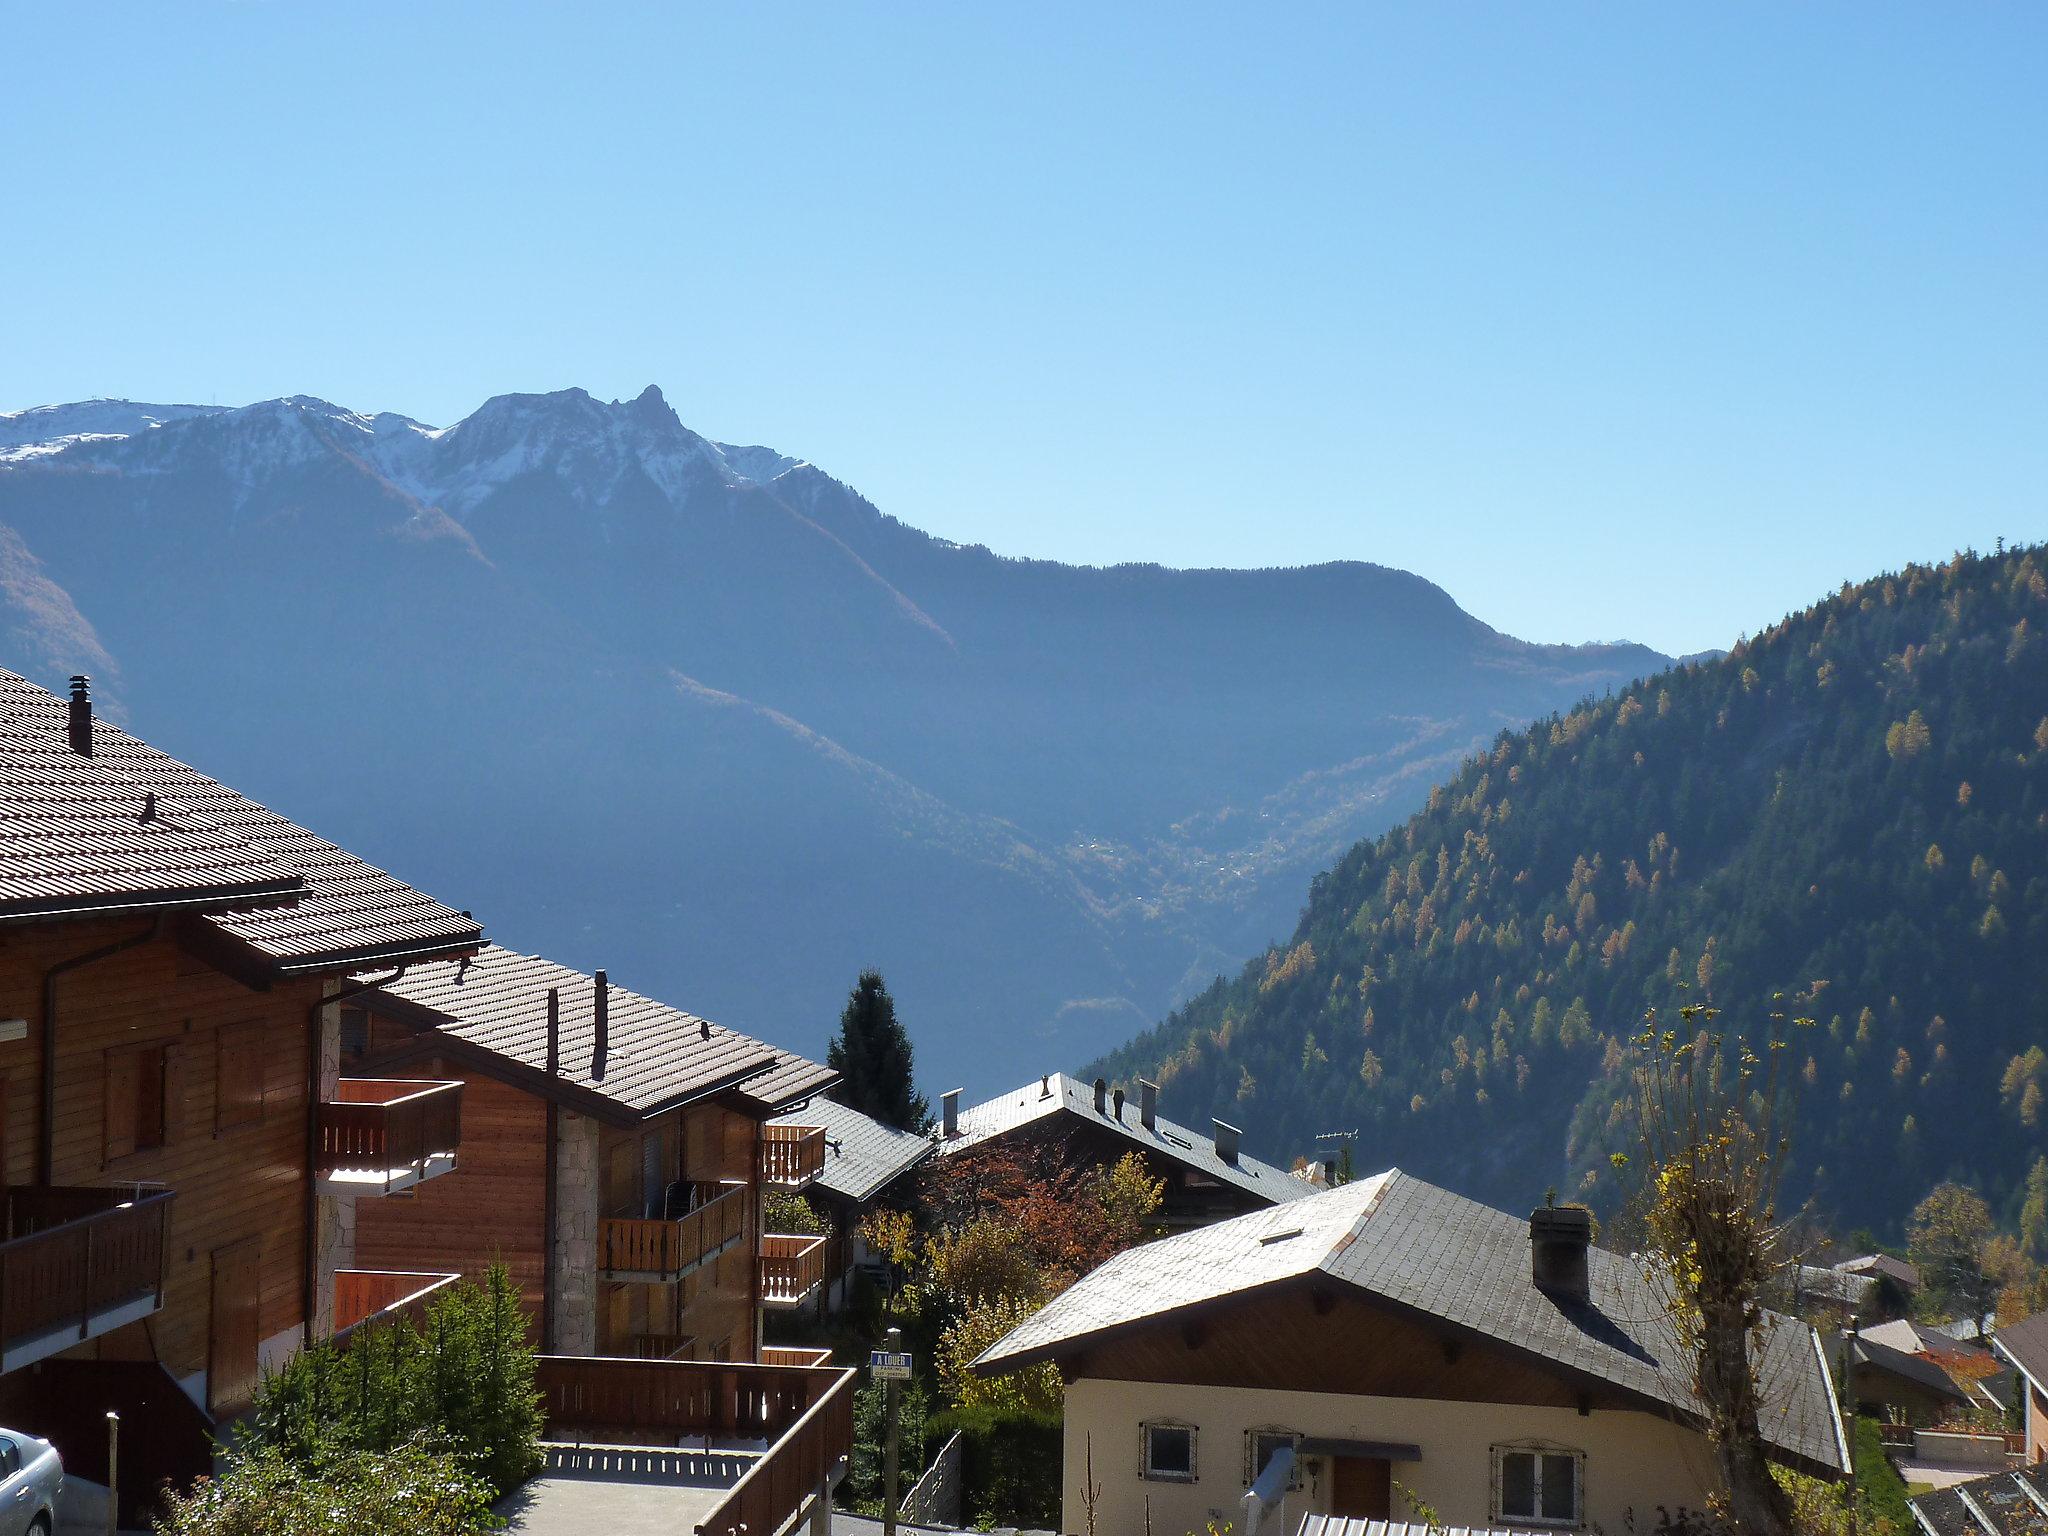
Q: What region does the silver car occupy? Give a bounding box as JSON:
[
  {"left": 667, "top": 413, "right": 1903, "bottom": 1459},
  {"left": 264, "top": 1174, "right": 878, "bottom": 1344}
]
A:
[{"left": 0, "top": 1431, "right": 59, "bottom": 1536}]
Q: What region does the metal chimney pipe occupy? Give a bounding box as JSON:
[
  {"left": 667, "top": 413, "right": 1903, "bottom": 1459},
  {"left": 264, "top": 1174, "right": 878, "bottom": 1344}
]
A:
[
  {"left": 592, "top": 969, "right": 608, "bottom": 1080},
  {"left": 67, "top": 676, "right": 92, "bottom": 757},
  {"left": 1093, "top": 1077, "right": 1108, "bottom": 1115},
  {"left": 545, "top": 988, "right": 560, "bottom": 1076},
  {"left": 1112, "top": 1087, "right": 1125, "bottom": 1121},
  {"left": 941, "top": 1088, "right": 961, "bottom": 1138},
  {"left": 1139, "top": 1078, "right": 1158, "bottom": 1131}
]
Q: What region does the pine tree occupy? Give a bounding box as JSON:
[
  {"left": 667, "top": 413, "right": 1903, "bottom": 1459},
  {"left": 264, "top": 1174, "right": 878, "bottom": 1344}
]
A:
[{"left": 826, "top": 970, "right": 929, "bottom": 1132}]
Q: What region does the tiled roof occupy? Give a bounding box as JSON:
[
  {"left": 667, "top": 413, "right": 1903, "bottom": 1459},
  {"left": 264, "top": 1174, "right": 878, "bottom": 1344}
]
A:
[
  {"left": 942, "top": 1072, "right": 1313, "bottom": 1207},
  {"left": 770, "top": 1096, "right": 934, "bottom": 1205},
  {"left": 1908, "top": 1462, "right": 2048, "bottom": 1536},
  {"left": 0, "top": 722, "right": 304, "bottom": 920},
  {"left": 1995, "top": 1310, "right": 2048, "bottom": 1395},
  {"left": 1297, "top": 1522, "right": 1546, "bottom": 1536},
  {"left": 977, "top": 1168, "right": 1847, "bottom": 1477},
  {"left": 730, "top": 1052, "right": 839, "bottom": 1117},
  {"left": 368, "top": 942, "right": 835, "bottom": 1120},
  {"left": 0, "top": 671, "right": 482, "bottom": 973}
]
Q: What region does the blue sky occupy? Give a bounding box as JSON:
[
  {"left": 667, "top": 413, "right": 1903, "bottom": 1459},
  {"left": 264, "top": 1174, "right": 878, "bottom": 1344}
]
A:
[{"left": 5, "top": 4, "right": 2042, "bottom": 656}]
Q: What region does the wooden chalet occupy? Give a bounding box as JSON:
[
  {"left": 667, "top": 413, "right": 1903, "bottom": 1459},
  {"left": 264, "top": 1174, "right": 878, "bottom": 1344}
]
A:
[
  {"left": 766, "top": 1094, "right": 934, "bottom": 1315},
  {"left": 0, "top": 671, "right": 481, "bottom": 1515},
  {"left": 339, "top": 943, "right": 838, "bottom": 1363}
]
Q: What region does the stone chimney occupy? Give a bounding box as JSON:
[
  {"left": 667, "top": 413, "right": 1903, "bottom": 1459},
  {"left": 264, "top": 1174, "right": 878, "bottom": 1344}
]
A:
[
  {"left": 1139, "top": 1078, "right": 1158, "bottom": 1131},
  {"left": 1093, "top": 1077, "right": 1108, "bottom": 1114},
  {"left": 1213, "top": 1118, "right": 1241, "bottom": 1164},
  {"left": 68, "top": 676, "right": 92, "bottom": 757},
  {"left": 1530, "top": 1203, "right": 1593, "bottom": 1303},
  {"left": 941, "top": 1088, "right": 961, "bottom": 1138}
]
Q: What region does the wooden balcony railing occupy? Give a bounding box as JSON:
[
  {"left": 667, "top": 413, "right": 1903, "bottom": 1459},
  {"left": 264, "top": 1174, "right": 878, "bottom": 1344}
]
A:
[
  {"left": 698, "top": 1364, "right": 856, "bottom": 1536},
  {"left": 761, "top": 1345, "right": 835, "bottom": 1369},
  {"left": 629, "top": 1332, "right": 696, "bottom": 1361},
  {"left": 535, "top": 1354, "right": 851, "bottom": 1447},
  {"left": 758, "top": 1124, "right": 826, "bottom": 1189},
  {"left": 599, "top": 1183, "right": 746, "bottom": 1282},
  {"left": 317, "top": 1079, "right": 463, "bottom": 1193},
  {"left": 0, "top": 1186, "right": 174, "bottom": 1372},
  {"left": 331, "top": 1268, "right": 463, "bottom": 1347},
  {"left": 759, "top": 1233, "right": 829, "bottom": 1309}
]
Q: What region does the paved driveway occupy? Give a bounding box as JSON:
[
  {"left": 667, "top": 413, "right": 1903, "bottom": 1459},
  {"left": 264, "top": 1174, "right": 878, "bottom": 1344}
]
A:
[{"left": 496, "top": 1475, "right": 731, "bottom": 1534}]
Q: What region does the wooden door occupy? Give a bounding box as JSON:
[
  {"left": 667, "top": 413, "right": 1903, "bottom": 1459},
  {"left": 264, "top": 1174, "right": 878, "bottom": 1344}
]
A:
[
  {"left": 1330, "top": 1456, "right": 1391, "bottom": 1520},
  {"left": 208, "top": 1238, "right": 262, "bottom": 1416}
]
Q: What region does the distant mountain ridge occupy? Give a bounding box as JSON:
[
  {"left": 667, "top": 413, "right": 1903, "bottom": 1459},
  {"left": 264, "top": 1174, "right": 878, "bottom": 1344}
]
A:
[
  {"left": 0, "top": 387, "right": 1670, "bottom": 1096},
  {"left": 1092, "top": 546, "right": 2048, "bottom": 1236}
]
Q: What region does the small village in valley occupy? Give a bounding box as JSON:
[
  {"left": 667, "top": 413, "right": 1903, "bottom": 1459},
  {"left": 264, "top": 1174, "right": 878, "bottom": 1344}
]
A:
[{"left": 0, "top": 666, "right": 2042, "bottom": 1536}]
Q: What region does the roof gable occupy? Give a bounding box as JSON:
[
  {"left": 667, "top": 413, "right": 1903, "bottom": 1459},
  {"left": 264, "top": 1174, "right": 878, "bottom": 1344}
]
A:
[
  {"left": 0, "top": 671, "right": 482, "bottom": 972},
  {"left": 977, "top": 1168, "right": 1846, "bottom": 1477},
  {"left": 944, "top": 1072, "right": 1313, "bottom": 1206},
  {"left": 368, "top": 942, "right": 834, "bottom": 1119}
]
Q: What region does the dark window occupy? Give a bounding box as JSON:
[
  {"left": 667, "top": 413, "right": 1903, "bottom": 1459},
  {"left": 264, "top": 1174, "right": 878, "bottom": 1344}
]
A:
[
  {"left": 1245, "top": 1429, "right": 1302, "bottom": 1489},
  {"left": 1496, "top": 1447, "right": 1582, "bottom": 1525},
  {"left": 339, "top": 1007, "right": 370, "bottom": 1061},
  {"left": 1142, "top": 1422, "right": 1196, "bottom": 1482},
  {"left": 0, "top": 1432, "right": 19, "bottom": 1477}
]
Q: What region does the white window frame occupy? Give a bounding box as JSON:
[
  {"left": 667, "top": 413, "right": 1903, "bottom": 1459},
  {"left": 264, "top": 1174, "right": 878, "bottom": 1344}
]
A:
[
  {"left": 1243, "top": 1426, "right": 1303, "bottom": 1490},
  {"left": 1140, "top": 1420, "right": 1198, "bottom": 1483},
  {"left": 1491, "top": 1443, "right": 1585, "bottom": 1527}
]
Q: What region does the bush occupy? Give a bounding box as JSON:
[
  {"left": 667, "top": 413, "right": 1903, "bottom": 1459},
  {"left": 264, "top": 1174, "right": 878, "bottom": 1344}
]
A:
[
  {"left": 924, "top": 1401, "right": 1062, "bottom": 1530},
  {"left": 243, "top": 1266, "right": 542, "bottom": 1497},
  {"left": 154, "top": 1440, "right": 495, "bottom": 1536},
  {"left": 1851, "top": 1415, "right": 1913, "bottom": 1536}
]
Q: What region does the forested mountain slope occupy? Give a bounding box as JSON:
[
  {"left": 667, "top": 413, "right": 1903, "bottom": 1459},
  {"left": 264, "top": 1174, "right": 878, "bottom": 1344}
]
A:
[{"left": 1095, "top": 547, "right": 2048, "bottom": 1236}]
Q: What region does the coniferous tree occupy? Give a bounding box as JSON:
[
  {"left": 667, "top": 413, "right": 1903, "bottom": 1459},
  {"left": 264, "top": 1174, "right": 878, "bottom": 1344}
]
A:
[{"left": 828, "top": 970, "right": 930, "bottom": 1132}]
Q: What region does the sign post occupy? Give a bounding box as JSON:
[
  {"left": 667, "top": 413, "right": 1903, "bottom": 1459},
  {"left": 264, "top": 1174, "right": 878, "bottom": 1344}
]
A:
[{"left": 871, "top": 1326, "right": 913, "bottom": 1536}]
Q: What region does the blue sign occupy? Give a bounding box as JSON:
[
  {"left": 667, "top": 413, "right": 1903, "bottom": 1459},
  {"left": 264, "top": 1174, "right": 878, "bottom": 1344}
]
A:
[{"left": 869, "top": 1349, "right": 913, "bottom": 1381}]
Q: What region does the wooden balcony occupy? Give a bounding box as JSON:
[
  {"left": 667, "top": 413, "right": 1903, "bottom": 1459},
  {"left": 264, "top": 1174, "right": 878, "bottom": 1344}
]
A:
[
  {"left": 599, "top": 1183, "right": 746, "bottom": 1283},
  {"left": 0, "top": 1186, "right": 174, "bottom": 1375},
  {"left": 758, "top": 1124, "right": 826, "bottom": 1190},
  {"left": 534, "top": 1354, "right": 854, "bottom": 1536},
  {"left": 331, "top": 1268, "right": 462, "bottom": 1347},
  {"left": 317, "top": 1078, "right": 463, "bottom": 1196},
  {"left": 629, "top": 1331, "right": 696, "bottom": 1361},
  {"left": 759, "top": 1233, "right": 828, "bottom": 1310},
  {"left": 761, "top": 1345, "right": 835, "bottom": 1369}
]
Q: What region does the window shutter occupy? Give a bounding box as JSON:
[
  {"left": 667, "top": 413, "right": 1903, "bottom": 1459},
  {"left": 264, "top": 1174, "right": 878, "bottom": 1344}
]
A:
[
  {"left": 215, "top": 1022, "right": 266, "bottom": 1133},
  {"left": 165, "top": 1040, "right": 204, "bottom": 1144},
  {"left": 104, "top": 1050, "right": 139, "bottom": 1162}
]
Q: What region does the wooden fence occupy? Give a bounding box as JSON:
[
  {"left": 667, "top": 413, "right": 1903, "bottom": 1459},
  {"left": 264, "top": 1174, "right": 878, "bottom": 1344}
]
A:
[
  {"left": 0, "top": 1186, "right": 173, "bottom": 1361},
  {"left": 600, "top": 1183, "right": 746, "bottom": 1280},
  {"left": 759, "top": 1124, "right": 827, "bottom": 1187},
  {"left": 319, "top": 1079, "right": 463, "bottom": 1180}
]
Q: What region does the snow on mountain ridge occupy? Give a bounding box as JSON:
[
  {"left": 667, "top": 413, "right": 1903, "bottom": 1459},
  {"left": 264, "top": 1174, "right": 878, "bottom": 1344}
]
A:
[{"left": 0, "top": 388, "right": 818, "bottom": 507}]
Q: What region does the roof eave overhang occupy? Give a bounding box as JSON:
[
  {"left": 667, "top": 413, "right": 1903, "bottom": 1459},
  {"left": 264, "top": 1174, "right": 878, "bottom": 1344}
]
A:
[
  {"left": 0, "top": 876, "right": 307, "bottom": 927},
  {"left": 266, "top": 928, "right": 487, "bottom": 979}
]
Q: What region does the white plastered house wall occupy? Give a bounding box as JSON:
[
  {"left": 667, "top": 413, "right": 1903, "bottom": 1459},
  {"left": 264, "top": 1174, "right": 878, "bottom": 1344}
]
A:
[{"left": 1061, "top": 1379, "right": 1727, "bottom": 1536}]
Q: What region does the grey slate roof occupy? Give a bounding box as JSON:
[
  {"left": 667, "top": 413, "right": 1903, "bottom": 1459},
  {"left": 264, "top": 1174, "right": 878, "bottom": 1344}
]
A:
[
  {"left": 1843, "top": 1332, "right": 1971, "bottom": 1405},
  {"left": 976, "top": 1169, "right": 1848, "bottom": 1477},
  {"left": 0, "top": 670, "right": 483, "bottom": 973},
  {"left": 770, "top": 1096, "right": 935, "bottom": 1205},
  {"left": 1908, "top": 1463, "right": 2048, "bottom": 1536},
  {"left": 369, "top": 942, "right": 835, "bottom": 1120},
  {"left": 1864, "top": 1318, "right": 1994, "bottom": 1360},
  {"left": 1792, "top": 1264, "right": 1878, "bottom": 1310},
  {"left": 0, "top": 722, "right": 304, "bottom": 920},
  {"left": 942, "top": 1072, "right": 1313, "bottom": 1207},
  {"left": 1995, "top": 1309, "right": 2048, "bottom": 1396},
  {"left": 1840, "top": 1253, "right": 1920, "bottom": 1289}
]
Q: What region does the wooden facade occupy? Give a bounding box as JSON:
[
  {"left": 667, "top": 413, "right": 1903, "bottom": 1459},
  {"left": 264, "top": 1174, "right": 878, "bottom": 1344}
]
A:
[
  {"left": 346, "top": 1011, "right": 801, "bottom": 1365},
  {"left": 0, "top": 916, "right": 322, "bottom": 1414}
]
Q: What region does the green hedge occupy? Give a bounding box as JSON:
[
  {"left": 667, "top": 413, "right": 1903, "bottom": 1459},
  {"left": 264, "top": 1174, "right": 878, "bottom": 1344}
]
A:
[
  {"left": 1853, "top": 1415, "right": 1914, "bottom": 1534},
  {"left": 925, "top": 1402, "right": 1063, "bottom": 1530}
]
